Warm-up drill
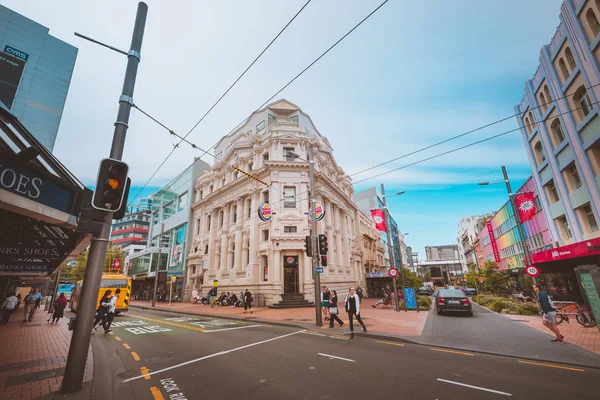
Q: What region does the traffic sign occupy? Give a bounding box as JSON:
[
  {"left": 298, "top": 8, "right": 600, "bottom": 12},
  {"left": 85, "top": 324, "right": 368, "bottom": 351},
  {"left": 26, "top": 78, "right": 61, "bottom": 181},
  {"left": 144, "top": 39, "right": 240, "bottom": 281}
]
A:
[
  {"left": 388, "top": 268, "right": 398, "bottom": 278},
  {"left": 525, "top": 265, "right": 540, "bottom": 277},
  {"left": 316, "top": 267, "right": 324, "bottom": 274}
]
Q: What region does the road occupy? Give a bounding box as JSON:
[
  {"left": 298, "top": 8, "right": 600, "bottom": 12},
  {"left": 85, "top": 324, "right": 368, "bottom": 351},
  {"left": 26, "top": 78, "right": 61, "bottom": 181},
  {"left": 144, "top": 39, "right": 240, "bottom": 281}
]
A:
[
  {"left": 90, "top": 307, "right": 600, "bottom": 400},
  {"left": 416, "top": 302, "right": 600, "bottom": 368}
]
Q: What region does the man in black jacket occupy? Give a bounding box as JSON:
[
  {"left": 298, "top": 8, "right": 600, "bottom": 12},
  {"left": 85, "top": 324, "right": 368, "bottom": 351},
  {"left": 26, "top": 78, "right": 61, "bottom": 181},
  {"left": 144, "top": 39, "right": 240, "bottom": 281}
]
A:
[{"left": 533, "top": 284, "right": 563, "bottom": 343}]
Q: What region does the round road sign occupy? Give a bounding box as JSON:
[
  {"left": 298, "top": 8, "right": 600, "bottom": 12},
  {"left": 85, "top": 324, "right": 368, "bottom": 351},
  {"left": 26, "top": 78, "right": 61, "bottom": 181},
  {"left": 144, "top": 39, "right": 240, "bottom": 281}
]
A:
[
  {"left": 388, "top": 268, "right": 398, "bottom": 278},
  {"left": 525, "top": 265, "right": 540, "bottom": 277}
]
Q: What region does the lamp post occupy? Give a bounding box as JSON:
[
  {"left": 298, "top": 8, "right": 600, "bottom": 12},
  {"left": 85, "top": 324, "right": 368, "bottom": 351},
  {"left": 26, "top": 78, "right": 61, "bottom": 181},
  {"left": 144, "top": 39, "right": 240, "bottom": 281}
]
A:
[
  {"left": 380, "top": 184, "right": 406, "bottom": 312},
  {"left": 478, "top": 165, "right": 536, "bottom": 284}
]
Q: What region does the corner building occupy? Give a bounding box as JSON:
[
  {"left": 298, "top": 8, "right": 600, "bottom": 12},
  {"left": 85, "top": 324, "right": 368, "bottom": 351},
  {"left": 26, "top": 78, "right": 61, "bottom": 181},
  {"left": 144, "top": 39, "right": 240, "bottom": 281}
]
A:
[{"left": 187, "top": 100, "right": 363, "bottom": 306}]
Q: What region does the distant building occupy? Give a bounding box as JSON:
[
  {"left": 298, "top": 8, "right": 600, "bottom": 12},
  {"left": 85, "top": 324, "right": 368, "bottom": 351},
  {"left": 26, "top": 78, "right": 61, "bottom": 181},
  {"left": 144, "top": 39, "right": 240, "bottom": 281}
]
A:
[
  {"left": 110, "top": 211, "right": 150, "bottom": 249},
  {"left": 0, "top": 5, "right": 77, "bottom": 151},
  {"left": 457, "top": 214, "right": 494, "bottom": 270},
  {"left": 420, "top": 245, "right": 462, "bottom": 285}
]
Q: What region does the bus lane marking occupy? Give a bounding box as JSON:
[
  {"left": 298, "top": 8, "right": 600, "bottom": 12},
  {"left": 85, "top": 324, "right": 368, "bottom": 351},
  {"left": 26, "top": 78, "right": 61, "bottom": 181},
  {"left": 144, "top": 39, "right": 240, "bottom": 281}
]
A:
[
  {"left": 126, "top": 314, "right": 206, "bottom": 332},
  {"left": 150, "top": 386, "right": 164, "bottom": 400},
  {"left": 160, "top": 378, "right": 188, "bottom": 399}
]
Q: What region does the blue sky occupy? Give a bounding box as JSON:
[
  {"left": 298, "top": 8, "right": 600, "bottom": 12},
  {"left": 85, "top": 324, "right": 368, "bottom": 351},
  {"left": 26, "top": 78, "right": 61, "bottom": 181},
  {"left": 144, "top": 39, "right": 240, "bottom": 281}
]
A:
[{"left": 5, "top": 0, "right": 564, "bottom": 258}]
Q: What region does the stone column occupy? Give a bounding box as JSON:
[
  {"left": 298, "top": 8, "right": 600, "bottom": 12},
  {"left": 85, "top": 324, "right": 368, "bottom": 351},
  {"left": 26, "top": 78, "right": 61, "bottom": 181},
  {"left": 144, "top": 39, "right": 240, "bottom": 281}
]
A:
[
  {"left": 207, "top": 209, "right": 218, "bottom": 275},
  {"left": 334, "top": 206, "right": 343, "bottom": 273},
  {"left": 325, "top": 200, "right": 336, "bottom": 268},
  {"left": 273, "top": 249, "right": 282, "bottom": 301},
  {"left": 249, "top": 191, "right": 260, "bottom": 282}
]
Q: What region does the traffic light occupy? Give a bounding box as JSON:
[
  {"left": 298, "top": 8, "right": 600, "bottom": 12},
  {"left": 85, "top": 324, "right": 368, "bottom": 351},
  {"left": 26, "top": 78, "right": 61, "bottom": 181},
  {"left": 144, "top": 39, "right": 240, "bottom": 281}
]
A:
[
  {"left": 321, "top": 255, "right": 327, "bottom": 267},
  {"left": 92, "top": 158, "right": 129, "bottom": 212},
  {"left": 304, "top": 236, "right": 312, "bottom": 257},
  {"left": 318, "top": 234, "right": 328, "bottom": 255}
]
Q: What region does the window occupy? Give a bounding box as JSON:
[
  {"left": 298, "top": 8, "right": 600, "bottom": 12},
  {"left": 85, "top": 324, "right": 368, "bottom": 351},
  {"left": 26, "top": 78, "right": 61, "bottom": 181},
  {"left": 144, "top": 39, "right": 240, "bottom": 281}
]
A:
[
  {"left": 230, "top": 244, "right": 235, "bottom": 268},
  {"left": 550, "top": 118, "right": 565, "bottom": 147},
  {"left": 206, "top": 215, "right": 211, "bottom": 231},
  {"left": 557, "top": 215, "right": 573, "bottom": 240},
  {"left": 534, "top": 196, "right": 542, "bottom": 213},
  {"left": 558, "top": 58, "right": 569, "bottom": 81},
  {"left": 587, "top": 139, "right": 600, "bottom": 176},
  {"left": 534, "top": 141, "right": 546, "bottom": 164},
  {"left": 262, "top": 229, "right": 269, "bottom": 241},
  {"left": 574, "top": 85, "right": 592, "bottom": 118},
  {"left": 233, "top": 205, "right": 237, "bottom": 223},
  {"left": 222, "top": 178, "right": 226, "bottom": 187},
  {"left": 587, "top": 8, "right": 600, "bottom": 39},
  {"left": 544, "top": 85, "right": 552, "bottom": 105},
  {"left": 565, "top": 47, "right": 576, "bottom": 71},
  {"left": 256, "top": 120, "right": 265, "bottom": 133},
  {"left": 248, "top": 162, "right": 253, "bottom": 171},
  {"left": 545, "top": 180, "right": 560, "bottom": 203},
  {"left": 284, "top": 147, "right": 296, "bottom": 161},
  {"left": 284, "top": 186, "right": 296, "bottom": 208},
  {"left": 234, "top": 171, "right": 239, "bottom": 180},
  {"left": 583, "top": 204, "right": 599, "bottom": 233},
  {"left": 524, "top": 116, "right": 532, "bottom": 134},
  {"left": 263, "top": 152, "right": 269, "bottom": 161},
  {"left": 220, "top": 210, "right": 224, "bottom": 227},
  {"left": 163, "top": 201, "right": 175, "bottom": 219},
  {"left": 263, "top": 190, "right": 269, "bottom": 204},
  {"left": 566, "top": 162, "right": 583, "bottom": 190},
  {"left": 209, "top": 185, "right": 213, "bottom": 194},
  {"left": 177, "top": 192, "right": 189, "bottom": 211},
  {"left": 196, "top": 218, "right": 201, "bottom": 234},
  {"left": 204, "top": 244, "right": 209, "bottom": 254},
  {"left": 268, "top": 113, "right": 277, "bottom": 124},
  {"left": 284, "top": 226, "right": 297, "bottom": 233},
  {"left": 539, "top": 92, "right": 547, "bottom": 113},
  {"left": 291, "top": 115, "right": 299, "bottom": 123},
  {"left": 247, "top": 198, "right": 252, "bottom": 219},
  {"left": 199, "top": 190, "right": 203, "bottom": 200}
]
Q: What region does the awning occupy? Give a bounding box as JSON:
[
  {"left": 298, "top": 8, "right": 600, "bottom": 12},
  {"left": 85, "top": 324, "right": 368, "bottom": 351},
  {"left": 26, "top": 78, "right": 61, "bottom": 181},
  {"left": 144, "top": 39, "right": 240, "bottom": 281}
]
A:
[{"left": 531, "top": 237, "right": 600, "bottom": 264}]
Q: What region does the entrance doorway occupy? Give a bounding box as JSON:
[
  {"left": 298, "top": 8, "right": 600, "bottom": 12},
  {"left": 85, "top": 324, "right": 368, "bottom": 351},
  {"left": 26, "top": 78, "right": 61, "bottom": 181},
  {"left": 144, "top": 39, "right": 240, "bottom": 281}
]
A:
[{"left": 283, "top": 255, "right": 299, "bottom": 293}]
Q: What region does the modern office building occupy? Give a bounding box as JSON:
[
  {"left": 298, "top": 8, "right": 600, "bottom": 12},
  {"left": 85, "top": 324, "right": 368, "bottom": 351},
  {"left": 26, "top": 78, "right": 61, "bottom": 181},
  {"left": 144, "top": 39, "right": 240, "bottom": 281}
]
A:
[
  {"left": 110, "top": 210, "right": 150, "bottom": 248},
  {"left": 514, "top": 0, "right": 600, "bottom": 299},
  {"left": 0, "top": 5, "right": 77, "bottom": 151},
  {"left": 127, "top": 158, "right": 210, "bottom": 301},
  {"left": 187, "top": 99, "right": 365, "bottom": 306}
]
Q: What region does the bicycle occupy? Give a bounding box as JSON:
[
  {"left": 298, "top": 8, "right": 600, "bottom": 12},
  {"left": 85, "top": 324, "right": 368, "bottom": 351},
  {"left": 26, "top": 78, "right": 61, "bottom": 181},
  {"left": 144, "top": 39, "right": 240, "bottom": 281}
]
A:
[{"left": 553, "top": 301, "right": 597, "bottom": 327}]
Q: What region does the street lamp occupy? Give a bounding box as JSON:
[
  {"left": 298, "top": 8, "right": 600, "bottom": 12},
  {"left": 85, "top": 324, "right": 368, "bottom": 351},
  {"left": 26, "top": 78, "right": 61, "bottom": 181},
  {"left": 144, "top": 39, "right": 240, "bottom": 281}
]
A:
[
  {"left": 478, "top": 165, "right": 535, "bottom": 284},
  {"left": 380, "top": 184, "right": 406, "bottom": 312}
]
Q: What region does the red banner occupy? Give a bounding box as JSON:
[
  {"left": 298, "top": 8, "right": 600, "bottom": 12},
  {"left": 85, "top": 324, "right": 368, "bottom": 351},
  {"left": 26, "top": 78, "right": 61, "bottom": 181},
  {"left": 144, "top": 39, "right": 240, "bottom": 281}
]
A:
[
  {"left": 487, "top": 221, "right": 501, "bottom": 263},
  {"left": 370, "top": 209, "right": 387, "bottom": 233},
  {"left": 515, "top": 192, "right": 536, "bottom": 222}
]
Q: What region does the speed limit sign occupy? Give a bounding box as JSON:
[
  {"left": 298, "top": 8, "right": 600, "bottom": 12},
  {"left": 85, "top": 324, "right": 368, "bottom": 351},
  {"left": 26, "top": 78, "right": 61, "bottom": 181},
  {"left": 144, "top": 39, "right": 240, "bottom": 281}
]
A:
[
  {"left": 388, "top": 268, "right": 398, "bottom": 278},
  {"left": 525, "top": 265, "right": 540, "bottom": 277}
]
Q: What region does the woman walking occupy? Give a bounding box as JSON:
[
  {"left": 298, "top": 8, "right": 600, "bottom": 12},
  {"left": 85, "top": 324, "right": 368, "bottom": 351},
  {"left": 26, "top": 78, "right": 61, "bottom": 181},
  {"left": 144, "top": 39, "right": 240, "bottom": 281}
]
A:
[
  {"left": 92, "top": 289, "right": 111, "bottom": 333},
  {"left": 103, "top": 289, "right": 120, "bottom": 334},
  {"left": 50, "top": 293, "right": 68, "bottom": 324},
  {"left": 1, "top": 292, "right": 19, "bottom": 325},
  {"left": 344, "top": 287, "right": 366, "bottom": 338},
  {"left": 328, "top": 290, "right": 344, "bottom": 328}
]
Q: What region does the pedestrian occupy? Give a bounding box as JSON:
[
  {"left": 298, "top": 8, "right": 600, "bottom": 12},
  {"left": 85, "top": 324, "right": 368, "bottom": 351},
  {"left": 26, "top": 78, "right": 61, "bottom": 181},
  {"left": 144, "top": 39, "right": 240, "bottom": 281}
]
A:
[
  {"left": 344, "top": 287, "right": 366, "bottom": 338},
  {"left": 1, "top": 291, "right": 19, "bottom": 325},
  {"left": 532, "top": 284, "right": 564, "bottom": 343},
  {"left": 209, "top": 286, "right": 218, "bottom": 308},
  {"left": 92, "top": 289, "right": 112, "bottom": 333},
  {"left": 103, "top": 289, "right": 120, "bottom": 334},
  {"left": 192, "top": 287, "right": 199, "bottom": 304},
  {"left": 50, "top": 293, "right": 68, "bottom": 324},
  {"left": 23, "top": 288, "right": 42, "bottom": 322},
  {"left": 328, "top": 290, "right": 344, "bottom": 328},
  {"left": 244, "top": 289, "right": 253, "bottom": 313},
  {"left": 356, "top": 285, "right": 364, "bottom": 300},
  {"left": 321, "top": 286, "right": 331, "bottom": 322}
]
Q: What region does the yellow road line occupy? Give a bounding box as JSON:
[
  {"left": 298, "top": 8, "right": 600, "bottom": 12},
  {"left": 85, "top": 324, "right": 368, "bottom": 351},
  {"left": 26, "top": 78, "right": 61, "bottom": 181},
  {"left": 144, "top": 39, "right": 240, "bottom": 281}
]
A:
[
  {"left": 430, "top": 348, "right": 474, "bottom": 356},
  {"left": 123, "top": 344, "right": 131, "bottom": 350},
  {"left": 376, "top": 340, "right": 405, "bottom": 347},
  {"left": 518, "top": 360, "right": 584, "bottom": 372},
  {"left": 114, "top": 336, "right": 122, "bottom": 341},
  {"left": 150, "top": 386, "right": 164, "bottom": 400},
  {"left": 140, "top": 366, "right": 151, "bottom": 380},
  {"left": 131, "top": 352, "right": 140, "bottom": 361},
  {"left": 128, "top": 314, "right": 206, "bottom": 332}
]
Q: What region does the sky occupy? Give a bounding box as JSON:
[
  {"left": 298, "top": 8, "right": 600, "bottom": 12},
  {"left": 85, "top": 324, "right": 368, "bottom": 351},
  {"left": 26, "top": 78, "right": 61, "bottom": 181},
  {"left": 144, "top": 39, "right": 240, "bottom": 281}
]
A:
[{"left": 4, "top": 0, "right": 565, "bottom": 258}]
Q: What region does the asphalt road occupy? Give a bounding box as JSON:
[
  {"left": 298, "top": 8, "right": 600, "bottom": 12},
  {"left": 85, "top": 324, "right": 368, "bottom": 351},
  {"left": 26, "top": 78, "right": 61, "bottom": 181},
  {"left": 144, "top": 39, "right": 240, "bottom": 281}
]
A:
[
  {"left": 91, "top": 308, "right": 600, "bottom": 400},
  {"left": 416, "top": 302, "right": 600, "bottom": 368}
]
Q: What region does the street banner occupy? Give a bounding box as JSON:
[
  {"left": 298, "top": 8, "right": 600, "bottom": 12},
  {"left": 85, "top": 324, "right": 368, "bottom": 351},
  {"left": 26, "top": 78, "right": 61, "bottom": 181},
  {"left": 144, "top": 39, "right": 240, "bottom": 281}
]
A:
[
  {"left": 486, "top": 221, "right": 501, "bottom": 263},
  {"left": 515, "top": 192, "right": 536, "bottom": 222},
  {"left": 370, "top": 209, "right": 387, "bottom": 232},
  {"left": 404, "top": 288, "right": 417, "bottom": 309}
]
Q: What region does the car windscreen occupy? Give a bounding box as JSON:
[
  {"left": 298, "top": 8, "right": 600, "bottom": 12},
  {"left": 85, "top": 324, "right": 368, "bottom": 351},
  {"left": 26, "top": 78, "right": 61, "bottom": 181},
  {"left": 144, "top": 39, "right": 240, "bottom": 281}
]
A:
[
  {"left": 100, "top": 279, "right": 128, "bottom": 289},
  {"left": 439, "top": 289, "right": 465, "bottom": 298}
]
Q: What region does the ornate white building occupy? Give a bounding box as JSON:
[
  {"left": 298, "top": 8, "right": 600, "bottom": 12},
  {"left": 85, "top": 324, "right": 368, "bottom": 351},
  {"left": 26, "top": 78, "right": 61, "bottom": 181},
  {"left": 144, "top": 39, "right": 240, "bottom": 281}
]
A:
[{"left": 186, "top": 100, "right": 364, "bottom": 306}]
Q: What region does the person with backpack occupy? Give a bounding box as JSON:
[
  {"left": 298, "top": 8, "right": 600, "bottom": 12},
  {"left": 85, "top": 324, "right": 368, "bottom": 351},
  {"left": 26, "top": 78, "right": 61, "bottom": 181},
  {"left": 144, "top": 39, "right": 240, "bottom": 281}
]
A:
[
  {"left": 533, "top": 284, "right": 564, "bottom": 343},
  {"left": 1, "top": 291, "right": 19, "bottom": 325},
  {"left": 356, "top": 286, "right": 364, "bottom": 300},
  {"left": 103, "top": 289, "right": 120, "bottom": 334},
  {"left": 23, "top": 288, "right": 42, "bottom": 322},
  {"left": 49, "top": 293, "right": 68, "bottom": 324},
  {"left": 244, "top": 289, "right": 253, "bottom": 313},
  {"left": 92, "top": 289, "right": 112, "bottom": 333}
]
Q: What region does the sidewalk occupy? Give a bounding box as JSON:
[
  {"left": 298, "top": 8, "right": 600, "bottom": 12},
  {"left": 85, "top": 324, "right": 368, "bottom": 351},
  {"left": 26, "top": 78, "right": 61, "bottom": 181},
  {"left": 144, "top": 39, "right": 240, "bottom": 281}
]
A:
[
  {"left": 0, "top": 308, "right": 93, "bottom": 400},
  {"left": 130, "top": 297, "right": 429, "bottom": 337},
  {"left": 504, "top": 314, "right": 600, "bottom": 356}
]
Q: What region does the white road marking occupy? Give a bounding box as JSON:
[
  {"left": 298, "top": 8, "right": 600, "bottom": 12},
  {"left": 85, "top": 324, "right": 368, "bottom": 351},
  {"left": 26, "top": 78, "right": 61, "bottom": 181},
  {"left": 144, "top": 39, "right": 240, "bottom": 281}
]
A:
[
  {"left": 437, "top": 379, "right": 512, "bottom": 397},
  {"left": 122, "top": 330, "right": 305, "bottom": 383},
  {"left": 203, "top": 325, "right": 261, "bottom": 333},
  {"left": 317, "top": 353, "right": 356, "bottom": 363}
]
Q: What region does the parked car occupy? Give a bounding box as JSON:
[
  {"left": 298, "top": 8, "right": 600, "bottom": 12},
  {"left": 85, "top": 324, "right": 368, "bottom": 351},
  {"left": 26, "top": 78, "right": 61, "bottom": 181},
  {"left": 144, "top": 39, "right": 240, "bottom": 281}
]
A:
[
  {"left": 435, "top": 289, "right": 473, "bottom": 316},
  {"left": 464, "top": 287, "right": 478, "bottom": 296},
  {"left": 417, "top": 286, "right": 434, "bottom": 296}
]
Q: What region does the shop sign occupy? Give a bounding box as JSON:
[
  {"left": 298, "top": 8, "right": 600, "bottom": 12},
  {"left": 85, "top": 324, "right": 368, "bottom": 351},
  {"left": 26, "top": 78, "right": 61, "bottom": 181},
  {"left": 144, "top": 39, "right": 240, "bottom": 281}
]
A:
[
  {"left": 0, "top": 262, "right": 50, "bottom": 273},
  {"left": 0, "top": 245, "right": 61, "bottom": 257},
  {"left": 258, "top": 203, "right": 272, "bottom": 221},
  {"left": 315, "top": 203, "right": 325, "bottom": 221},
  {"left": 486, "top": 221, "right": 501, "bottom": 263},
  {"left": 531, "top": 237, "right": 600, "bottom": 264},
  {"left": 4, "top": 46, "right": 29, "bottom": 61}
]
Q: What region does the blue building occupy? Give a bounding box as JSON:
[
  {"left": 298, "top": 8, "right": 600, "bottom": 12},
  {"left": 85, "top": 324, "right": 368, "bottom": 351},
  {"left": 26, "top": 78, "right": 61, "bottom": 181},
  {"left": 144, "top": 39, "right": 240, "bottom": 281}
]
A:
[{"left": 0, "top": 5, "right": 77, "bottom": 152}]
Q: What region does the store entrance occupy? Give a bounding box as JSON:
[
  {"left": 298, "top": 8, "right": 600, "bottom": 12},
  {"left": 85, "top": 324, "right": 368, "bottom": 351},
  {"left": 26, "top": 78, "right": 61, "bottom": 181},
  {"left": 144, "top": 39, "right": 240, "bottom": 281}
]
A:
[{"left": 283, "top": 256, "right": 299, "bottom": 293}]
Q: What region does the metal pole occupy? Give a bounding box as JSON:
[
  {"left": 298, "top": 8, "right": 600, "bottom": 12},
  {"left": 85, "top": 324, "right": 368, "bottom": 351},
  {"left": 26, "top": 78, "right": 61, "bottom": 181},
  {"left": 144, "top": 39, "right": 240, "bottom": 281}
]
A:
[
  {"left": 152, "top": 223, "right": 164, "bottom": 307},
  {"left": 381, "top": 184, "right": 400, "bottom": 312},
  {"left": 308, "top": 145, "right": 322, "bottom": 326},
  {"left": 169, "top": 277, "right": 172, "bottom": 307},
  {"left": 502, "top": 166, "right": 536, "bottom": 285},
  {"left": 62, "top": 3, "right": 147, "bottom": 393}
]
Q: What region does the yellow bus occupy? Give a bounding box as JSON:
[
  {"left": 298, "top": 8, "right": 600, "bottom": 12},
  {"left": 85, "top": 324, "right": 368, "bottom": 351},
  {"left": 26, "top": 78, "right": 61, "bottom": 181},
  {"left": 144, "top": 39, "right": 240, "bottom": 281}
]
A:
[{"left": 70, "top": 273, "right": 132, "bottom": 314}]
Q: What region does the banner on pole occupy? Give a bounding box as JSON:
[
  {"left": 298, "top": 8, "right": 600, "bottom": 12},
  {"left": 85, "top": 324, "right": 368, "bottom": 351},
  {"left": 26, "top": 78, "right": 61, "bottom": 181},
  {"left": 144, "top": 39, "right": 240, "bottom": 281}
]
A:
[
  {"left": 515, "top": 192, "right": 536, "bottom": 222},
  {"left": 370, "top": 209, "right": 387, "bottom": 232}
]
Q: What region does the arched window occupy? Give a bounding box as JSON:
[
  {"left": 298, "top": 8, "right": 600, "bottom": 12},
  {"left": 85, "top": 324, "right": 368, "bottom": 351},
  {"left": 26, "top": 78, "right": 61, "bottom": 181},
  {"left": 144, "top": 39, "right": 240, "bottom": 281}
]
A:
[
  {"left": 587, "top": 8, "right": 600, "bottom": 38},
  {"left": 551, "top": 118, "right": 566, "bottom": 146},
  {"left": 534, "top": 141, "right": 546, "bottom": 164},
  {"left": 539, "top": 92, "right": 547, "bottom": 112},
  {"left": 559, "top": 58, "right": 569, "bottom": 80},
  {"left": 524, "top": 116, "right": 532, "bottom": 133},
  {"left": 544, "top": 85, "right": 552, "bottom": 105},
  {"left": 574, "top": 85, "right": 593, "bottom": 118},
  {"left": 565, "top": 47, "right": 576, "bottom": 71}
]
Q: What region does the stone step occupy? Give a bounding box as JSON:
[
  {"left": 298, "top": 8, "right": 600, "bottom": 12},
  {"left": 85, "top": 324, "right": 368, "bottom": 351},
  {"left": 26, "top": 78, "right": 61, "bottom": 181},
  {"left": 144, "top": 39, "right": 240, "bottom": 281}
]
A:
[{"left": 269, "top": 302, "right": 315, "bottom": 309}]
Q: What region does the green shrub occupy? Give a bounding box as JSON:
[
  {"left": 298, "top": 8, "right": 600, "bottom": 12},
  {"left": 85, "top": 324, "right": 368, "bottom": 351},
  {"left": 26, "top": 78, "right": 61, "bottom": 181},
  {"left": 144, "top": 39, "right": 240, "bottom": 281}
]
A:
[
  {"left": 488, "top": 300, "right": 513, "bottom": 313},
  {"left": 517, "top": 303, "right": 540, "bottom": 316},
  {"left": 417, "top": 296, "right": 432, "bottom": 308}
]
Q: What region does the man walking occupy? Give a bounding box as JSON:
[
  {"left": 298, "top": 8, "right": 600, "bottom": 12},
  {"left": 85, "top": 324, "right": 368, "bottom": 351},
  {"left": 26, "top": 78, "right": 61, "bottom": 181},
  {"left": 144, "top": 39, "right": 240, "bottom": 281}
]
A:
[
  {"left": 209, "top": 286, "right": 218, "bottom": 308},
  {"left": 533, "top": 284, "right": 564, "bottom": 343},
  {"left": 23, "top": 288, "right": 42, "bottom": 322},
  {"left": 344, "top": 287, "right": 367, "bottom": 338}
]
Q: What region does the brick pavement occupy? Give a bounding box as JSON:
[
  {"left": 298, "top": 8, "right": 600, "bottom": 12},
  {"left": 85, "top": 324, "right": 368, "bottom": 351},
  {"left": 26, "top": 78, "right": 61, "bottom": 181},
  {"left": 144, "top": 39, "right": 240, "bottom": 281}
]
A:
[
  {"left": 505, "top": 314, "right": 600, "bottom": 356},
  {"left": 0, "top": 307, "right": 93, "bottom": 400},
  {"left": 131, "top": 297, "right": 429, "bottom": 337}
]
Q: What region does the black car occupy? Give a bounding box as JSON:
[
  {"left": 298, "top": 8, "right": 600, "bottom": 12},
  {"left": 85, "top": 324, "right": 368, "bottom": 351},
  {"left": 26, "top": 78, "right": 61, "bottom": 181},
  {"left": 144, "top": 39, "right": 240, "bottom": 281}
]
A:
[
  {"left": 435, "top": 289, "right": 473, "bottom": 316},
  {"left": 417, "top": 286, "right": 433, "bottom": 296},
  {"left": 464, "top": 287, "right": 478, "bottom": 296}
]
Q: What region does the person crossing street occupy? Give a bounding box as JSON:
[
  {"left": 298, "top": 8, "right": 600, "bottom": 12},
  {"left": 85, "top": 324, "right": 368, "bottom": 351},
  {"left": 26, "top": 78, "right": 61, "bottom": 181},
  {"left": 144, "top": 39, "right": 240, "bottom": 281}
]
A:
[{"left": 345, "top": 287, "right": 366, "bottom": 338}]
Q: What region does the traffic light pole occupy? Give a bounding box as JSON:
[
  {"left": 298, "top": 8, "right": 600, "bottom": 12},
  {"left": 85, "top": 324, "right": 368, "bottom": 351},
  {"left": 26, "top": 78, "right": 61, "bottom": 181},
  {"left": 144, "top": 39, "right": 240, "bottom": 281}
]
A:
[
  {"left": 380, "top": 184, "right": 401, "bottom": 312},
  {"left": 308, "top": 145, "right": 322, "bottom": 327},
  {"left": 62, "top": 3, "right": 147, "bottom": 393}
]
